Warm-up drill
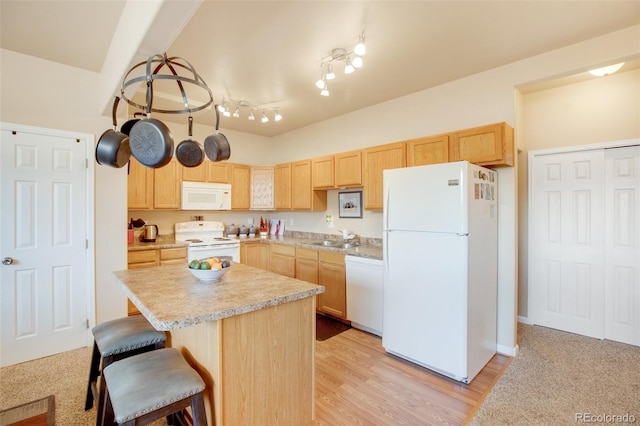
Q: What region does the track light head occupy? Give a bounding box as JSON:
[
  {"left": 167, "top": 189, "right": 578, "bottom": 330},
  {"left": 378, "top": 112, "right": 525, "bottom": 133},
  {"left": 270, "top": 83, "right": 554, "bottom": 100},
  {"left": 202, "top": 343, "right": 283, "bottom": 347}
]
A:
[{"left": 261, "top": 112, "right": 269, "bottom": 123}]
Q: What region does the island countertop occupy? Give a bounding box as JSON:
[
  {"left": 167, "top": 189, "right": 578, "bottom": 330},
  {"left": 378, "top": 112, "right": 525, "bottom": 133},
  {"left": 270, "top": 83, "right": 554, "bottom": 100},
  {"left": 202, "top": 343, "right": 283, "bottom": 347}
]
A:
[{"left": 112, "top": 262, "right": 325, "bottom": 331}]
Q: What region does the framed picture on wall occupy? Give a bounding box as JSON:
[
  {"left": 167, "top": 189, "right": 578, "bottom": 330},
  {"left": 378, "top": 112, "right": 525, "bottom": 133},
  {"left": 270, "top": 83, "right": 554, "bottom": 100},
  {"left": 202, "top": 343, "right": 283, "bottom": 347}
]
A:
[{"left": 338, "top": 191, "right": 363, "bottom": 218}]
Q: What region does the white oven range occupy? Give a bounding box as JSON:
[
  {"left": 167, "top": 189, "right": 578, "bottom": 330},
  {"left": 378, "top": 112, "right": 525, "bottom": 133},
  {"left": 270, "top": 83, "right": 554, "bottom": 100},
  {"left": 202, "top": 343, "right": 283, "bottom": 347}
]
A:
[{"left": 175, "top": 221, "right": 240, "bottom": 263}]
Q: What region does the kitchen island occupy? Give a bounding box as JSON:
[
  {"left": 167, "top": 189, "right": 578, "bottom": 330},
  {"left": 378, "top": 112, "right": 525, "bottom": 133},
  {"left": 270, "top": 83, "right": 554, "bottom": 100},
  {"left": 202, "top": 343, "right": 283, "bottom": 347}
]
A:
[{"left": 112, "top": 262, "right": 324, "bottom": 426}]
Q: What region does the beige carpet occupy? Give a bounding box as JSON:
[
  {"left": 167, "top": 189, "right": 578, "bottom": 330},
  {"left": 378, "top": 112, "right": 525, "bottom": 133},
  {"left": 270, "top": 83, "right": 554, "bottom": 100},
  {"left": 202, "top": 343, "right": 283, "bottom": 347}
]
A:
[
  {"left": 0, "top": 347, "right": 94, "bottom": 426},
  {"left": 470, "top": 323, "right": 640, "bottom": 425}
]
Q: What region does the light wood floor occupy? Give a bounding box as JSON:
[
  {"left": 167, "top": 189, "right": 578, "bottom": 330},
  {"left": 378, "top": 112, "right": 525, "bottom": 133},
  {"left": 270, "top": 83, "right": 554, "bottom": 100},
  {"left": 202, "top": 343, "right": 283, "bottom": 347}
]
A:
[{"left": 312, "top": 328, "right": 511, "bottom": 426}]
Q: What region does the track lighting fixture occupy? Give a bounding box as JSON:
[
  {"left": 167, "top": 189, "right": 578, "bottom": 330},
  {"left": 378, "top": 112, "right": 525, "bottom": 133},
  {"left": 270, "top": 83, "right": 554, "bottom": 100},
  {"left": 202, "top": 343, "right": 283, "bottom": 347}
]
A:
[
  {"left": 314, "top": 29, "right": 366, "bottom": 96},
  {"left": 588, "top": 62, "right": 625, "bottom": 77},
  {"left": 216, "top": 98, "right": 283, "bottom": 124}
]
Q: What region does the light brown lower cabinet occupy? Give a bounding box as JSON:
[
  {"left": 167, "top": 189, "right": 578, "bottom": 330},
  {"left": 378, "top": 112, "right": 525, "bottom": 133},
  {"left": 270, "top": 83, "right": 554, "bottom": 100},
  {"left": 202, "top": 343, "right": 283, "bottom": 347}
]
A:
[
  {"left": 127, "top": 246, "right": 187, "bottom": 315},
  {"left": 317, "top": 251, "right": 347, "bottom": 319},
  {"left": 240, "top": 241, "right": 270, "bottom": 270},
  {"left": 269, "top": 244, "right": 296, "bottom": 278},
  {"left": 295, "top": 248, "right": 319, "bottom": 284}
]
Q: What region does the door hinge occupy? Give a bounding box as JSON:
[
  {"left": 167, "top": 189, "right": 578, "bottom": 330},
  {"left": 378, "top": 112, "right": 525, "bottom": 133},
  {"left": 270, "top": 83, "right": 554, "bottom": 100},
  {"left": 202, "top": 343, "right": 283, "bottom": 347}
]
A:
[
  {"left": 86, "top": 158, "right": 89, "bottom": 168},
  {"left": 86, "top": 319, "right": 90, "bottom": 329},
  {"left": 86, "top": 239, "right": 89, "bottom": 249}
]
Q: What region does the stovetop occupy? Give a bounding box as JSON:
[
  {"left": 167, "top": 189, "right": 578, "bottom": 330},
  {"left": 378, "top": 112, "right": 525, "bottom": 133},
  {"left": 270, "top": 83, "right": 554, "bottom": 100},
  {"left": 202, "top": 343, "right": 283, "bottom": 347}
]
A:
[{"left": 175, "top": 221, "right": 239, "bottom": 246}]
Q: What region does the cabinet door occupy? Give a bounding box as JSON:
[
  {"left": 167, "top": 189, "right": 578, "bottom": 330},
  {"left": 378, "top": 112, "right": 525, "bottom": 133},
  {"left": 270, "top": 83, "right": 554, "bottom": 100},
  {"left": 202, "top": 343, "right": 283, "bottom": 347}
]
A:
[
  {"left": 181, "top": 161, "right": 207, "bottom": 182},
  {"left": 406, "top": 135, "right": 449, "bottom": 167},
  {"left": 159, "top": 247, "right": 187, "bottom": 265},
  {"left": 291, "top": 160, "right": 327, "bottom": 211},
  {"left": 251, "top": 166, "right": 275, "bottom": 210},
  {"left": 270, "top": 244, "right": 295, "bottom": 277},
  {"left": 334, "top": 150, "right": 362, "bottom": 187},
  {"left": 207, "top": 162, "right": 231, "bottom": 183},
  {"left": 295, "top": 247, "right": 319, "bottom": 284},
  {"left": 127, "top": 158, "right": 153, "bottom": 209},
  {"left": 363, "top": 142, "right": 406, "bottom": 210},
  {"left": 241, "top": 242, "right": 269, "bottom": 270},
  {"left": 296, "top": 258, "right": 319, "bottom": 284},
  {"left": 274, "top": 163, "right": 292, "bottom": 210},
  {"left": 312, "top": 155, "right": 335, "bottom": 189},
  {"left": 318, "top": 260, "right": 346, "bottom": 319},
  {"left": 154, "top": 158, "right": 181, "bottom": 209},
  {"left": 450, "top": 122, "right": 514, "bottom": 167},
  {"left": 291, "top": 160, "right": 311, "bottom": 210},
  {"left": 230, "top": 163, "right": 251, "bottom": 210}
]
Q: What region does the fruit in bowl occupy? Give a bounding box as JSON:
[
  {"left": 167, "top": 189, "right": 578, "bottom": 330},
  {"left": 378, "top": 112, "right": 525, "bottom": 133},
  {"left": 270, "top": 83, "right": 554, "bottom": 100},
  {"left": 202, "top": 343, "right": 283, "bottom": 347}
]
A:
[{"left": 188, "top": 256, "right": 232, "bottom": 282}]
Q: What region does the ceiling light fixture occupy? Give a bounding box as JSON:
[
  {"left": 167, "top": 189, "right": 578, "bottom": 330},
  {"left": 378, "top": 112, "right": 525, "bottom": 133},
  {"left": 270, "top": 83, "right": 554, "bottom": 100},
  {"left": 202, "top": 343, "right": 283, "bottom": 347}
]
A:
[
  {"left": 315, "top": 29, "right": 366, "bottom": 96},
  {"left": 588, "top": 62, "right": 625, "bottom": 77},
  {"left": 215, "top": 99, "right": 283, "bottom": 124}
]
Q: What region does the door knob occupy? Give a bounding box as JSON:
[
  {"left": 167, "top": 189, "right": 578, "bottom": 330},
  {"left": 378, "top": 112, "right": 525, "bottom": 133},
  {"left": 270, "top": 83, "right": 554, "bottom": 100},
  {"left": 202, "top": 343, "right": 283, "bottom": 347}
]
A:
[{"left": 2, "top": 257, "right": 14, "bottom": 265}]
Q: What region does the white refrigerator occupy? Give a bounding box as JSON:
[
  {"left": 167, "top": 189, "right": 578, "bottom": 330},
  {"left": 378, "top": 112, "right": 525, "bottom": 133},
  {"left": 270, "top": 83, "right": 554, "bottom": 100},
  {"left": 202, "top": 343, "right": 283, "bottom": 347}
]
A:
[{"left": 382, "top": 161, "right": 498, "bottom": 383}]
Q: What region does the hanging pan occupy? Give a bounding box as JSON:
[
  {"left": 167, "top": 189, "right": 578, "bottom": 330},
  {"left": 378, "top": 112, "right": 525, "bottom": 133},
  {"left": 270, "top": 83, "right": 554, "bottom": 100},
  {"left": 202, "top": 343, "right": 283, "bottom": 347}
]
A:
[
  {"left": 176, "top": 115, "right": 204, "bottom": 168},
  {"left": 204, "top": 105, "right": 231, "bottom": 162},
  {"left": 129, "top": 80, "right": 174, "bottom": 168},
  {"left": 120, "top": 112, "right": 145, "bottom": 136},
  {"left": 95, "top": 96, "right": 131, "bottom": 168}
]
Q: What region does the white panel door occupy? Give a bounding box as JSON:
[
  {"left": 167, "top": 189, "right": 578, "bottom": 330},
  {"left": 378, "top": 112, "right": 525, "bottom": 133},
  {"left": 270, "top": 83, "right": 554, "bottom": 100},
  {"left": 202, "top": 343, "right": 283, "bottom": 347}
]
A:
[
  {"left": 1, "top": 129, "right": 88, "bottom": 366},
  {"left": 530, "top": 150, "right": 606, "bottom": 339},
  {"left": 604, "top": 146, "right": 640, "bottom": 346}
]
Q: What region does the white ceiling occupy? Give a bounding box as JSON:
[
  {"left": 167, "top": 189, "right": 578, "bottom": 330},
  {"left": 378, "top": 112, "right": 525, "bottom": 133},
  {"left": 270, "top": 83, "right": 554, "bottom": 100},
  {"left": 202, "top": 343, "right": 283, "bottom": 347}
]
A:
[{"left": 1, "top": 1, "right": 638, "bottom": 137}]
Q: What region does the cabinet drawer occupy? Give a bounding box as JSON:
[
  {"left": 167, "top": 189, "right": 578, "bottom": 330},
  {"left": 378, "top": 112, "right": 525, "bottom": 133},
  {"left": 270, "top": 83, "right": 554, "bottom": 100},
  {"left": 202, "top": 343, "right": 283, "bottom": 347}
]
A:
[
  {"left": 296, "top": 247, "right": 318, "bottom": 260},
  {"left": 319, "top": 250, "right": 345, "bottom": 265},
  {"left": 160, "top": 247, "right": 187, "bottom": 261},
  {"left": 128, "top": 250, "right": 157, "bottom": 264},
  {"left": 270, "top": 244, "right": 296, "bottom": 257}
]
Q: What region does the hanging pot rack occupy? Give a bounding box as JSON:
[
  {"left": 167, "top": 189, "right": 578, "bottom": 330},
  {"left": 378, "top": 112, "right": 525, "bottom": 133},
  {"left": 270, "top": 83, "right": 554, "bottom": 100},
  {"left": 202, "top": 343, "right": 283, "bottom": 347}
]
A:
[{"left": 120, "top": 53, "right": 214, "bottom": 115}]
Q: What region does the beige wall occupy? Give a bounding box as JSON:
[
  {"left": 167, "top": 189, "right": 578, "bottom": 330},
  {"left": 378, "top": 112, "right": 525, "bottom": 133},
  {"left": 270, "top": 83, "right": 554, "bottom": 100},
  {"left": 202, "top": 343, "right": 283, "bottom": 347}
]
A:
[{"left": 517, "top": 69, "right": 640, "bottom": 318}]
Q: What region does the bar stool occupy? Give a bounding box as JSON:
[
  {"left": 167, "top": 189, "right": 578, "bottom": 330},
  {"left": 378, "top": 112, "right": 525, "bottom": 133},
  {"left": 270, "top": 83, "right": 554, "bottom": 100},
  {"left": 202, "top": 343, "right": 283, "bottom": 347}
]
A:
[
  {"left": 102, "top": 348, "right": 207, "bottom": 426},
  {"left": 84, "top": 315, "right": 166, "bottom": 426}
]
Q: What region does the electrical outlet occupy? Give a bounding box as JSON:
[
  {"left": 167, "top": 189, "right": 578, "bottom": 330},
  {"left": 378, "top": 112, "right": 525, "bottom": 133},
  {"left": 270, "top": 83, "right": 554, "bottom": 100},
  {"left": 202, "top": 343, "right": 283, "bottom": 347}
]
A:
[
  {"left": 289, "top": 218, "right": 294, "bottom": 226},
  {"left": 248, "top": 218, "right": 254, "bottom": 225}
]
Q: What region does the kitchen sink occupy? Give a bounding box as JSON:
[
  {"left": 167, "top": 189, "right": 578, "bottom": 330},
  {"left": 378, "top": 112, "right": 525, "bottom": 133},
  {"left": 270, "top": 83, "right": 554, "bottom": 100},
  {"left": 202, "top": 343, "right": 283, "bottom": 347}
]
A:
[{"left": 309, "top": 241, "right": 359, "bottom": 249}]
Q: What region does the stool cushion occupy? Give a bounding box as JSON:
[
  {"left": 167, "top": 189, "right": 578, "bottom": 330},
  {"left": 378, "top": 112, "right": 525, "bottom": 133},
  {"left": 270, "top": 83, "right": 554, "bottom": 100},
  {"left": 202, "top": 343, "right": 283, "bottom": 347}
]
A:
[
  {"left": 93, "top": 316, "right": 166, "bottom": 357},
  {"left": 103, "top": 348, "right": 205, "bottom": 424}
]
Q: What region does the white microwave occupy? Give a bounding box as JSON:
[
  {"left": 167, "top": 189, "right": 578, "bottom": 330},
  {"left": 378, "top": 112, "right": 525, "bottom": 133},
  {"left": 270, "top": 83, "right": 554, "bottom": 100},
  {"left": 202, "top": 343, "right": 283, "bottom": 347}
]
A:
[{"left": 181, "top": 182, "right": 232, "bottom": 210}]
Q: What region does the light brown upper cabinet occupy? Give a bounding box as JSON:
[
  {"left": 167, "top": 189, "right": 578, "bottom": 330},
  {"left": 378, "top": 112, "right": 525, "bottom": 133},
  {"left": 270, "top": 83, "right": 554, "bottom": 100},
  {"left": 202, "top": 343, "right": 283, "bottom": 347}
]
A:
[
  {"left": 181, "top": 161, "right": 231, "bottom": 183},
  {"left": 250, "top": 165, "right": 275, "bottom": 210},
  {"left": 153, "top": 158, "right": 181, "bottom": 209},
  {"left": 334, "top": 150, "right": 362, "bottom": 187},
  {"left": 406, "top": 134, "right": 449, "bottom": 167},
  {"left": 230, "top": 163, "right": 251, "bottom": 210},
  {"left": 291, "top": 160, "right": 327, "bottom": 211},
  {"left": 312, "top": 155, "right": 335, "bottom": 189},
  {"left": 450, "top": 122, "right": 514, "bottom": 167},
  {"left": 363, "top": 142, "right": 406, "bottom": 210},
  {"left": 274, "top": 163, "right": 292, "bottom": 210},
  {"left": 127, "top": 158, "right": 153, "bottom": 209},
  {"left": 207, "top": 162, "right": 232, "bottom": 183}
]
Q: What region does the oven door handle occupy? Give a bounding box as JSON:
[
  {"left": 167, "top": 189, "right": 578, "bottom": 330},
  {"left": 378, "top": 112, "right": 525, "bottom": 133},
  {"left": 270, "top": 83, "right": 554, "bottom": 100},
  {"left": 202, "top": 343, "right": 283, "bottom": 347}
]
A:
[{"left": 190, "top": 243, "right": 239, "bottom": 251}]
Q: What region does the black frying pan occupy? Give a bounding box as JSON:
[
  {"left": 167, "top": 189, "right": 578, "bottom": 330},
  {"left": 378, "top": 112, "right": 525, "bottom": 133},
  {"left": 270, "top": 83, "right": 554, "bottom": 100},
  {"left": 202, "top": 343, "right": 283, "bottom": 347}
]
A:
[
  {"left": 129, "top": 81, "right": 174, "bottom": 168},
  {"left": 204, "top": 105, "right": 231, "bottom": 162},
  {"left": 176, "top": 116, "right": 204, "bottom": 168},
  {"left": 95, "top": 96, "right": 131, "bottom": 168}
]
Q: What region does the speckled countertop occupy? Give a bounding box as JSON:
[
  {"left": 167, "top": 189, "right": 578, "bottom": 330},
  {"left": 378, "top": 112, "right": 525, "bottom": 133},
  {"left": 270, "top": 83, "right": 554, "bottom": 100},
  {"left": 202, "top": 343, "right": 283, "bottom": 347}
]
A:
[
  {"left": 113, "top": 262, "right": 324, "bottom": 331},
  {"left": 127, "top": 232, "right": 383, "bottom": 260}
]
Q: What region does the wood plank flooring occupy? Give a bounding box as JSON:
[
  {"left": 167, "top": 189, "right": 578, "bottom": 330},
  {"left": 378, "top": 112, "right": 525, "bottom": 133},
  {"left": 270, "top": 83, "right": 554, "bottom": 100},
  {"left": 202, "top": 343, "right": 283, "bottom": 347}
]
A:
[{"left": 312, "top": 328, "right": 511, "bottom": 426}]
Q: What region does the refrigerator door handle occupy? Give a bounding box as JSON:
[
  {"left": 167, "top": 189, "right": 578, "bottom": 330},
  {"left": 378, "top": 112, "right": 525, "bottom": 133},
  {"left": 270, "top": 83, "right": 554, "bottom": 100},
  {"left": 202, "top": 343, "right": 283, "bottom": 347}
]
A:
[{"left": 384, "top": 185, "right": 391, "bottom": 230}]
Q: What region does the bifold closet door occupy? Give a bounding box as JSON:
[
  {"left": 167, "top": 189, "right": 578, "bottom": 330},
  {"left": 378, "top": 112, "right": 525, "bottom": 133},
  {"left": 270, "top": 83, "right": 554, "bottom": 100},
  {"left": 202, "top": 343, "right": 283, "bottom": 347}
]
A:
[
  {"left": 530, "top": 149, "right": 606, "bottom": 339},
  {"left": 604, "top": 146, "right": 640, "bottom": 346}
]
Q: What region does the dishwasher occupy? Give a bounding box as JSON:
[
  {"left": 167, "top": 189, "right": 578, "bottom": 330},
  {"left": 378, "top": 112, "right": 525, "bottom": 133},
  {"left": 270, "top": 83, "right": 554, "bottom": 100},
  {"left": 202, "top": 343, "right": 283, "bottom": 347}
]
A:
[{"left": 345, "top": 255, "right": 384, "bottom": 337}]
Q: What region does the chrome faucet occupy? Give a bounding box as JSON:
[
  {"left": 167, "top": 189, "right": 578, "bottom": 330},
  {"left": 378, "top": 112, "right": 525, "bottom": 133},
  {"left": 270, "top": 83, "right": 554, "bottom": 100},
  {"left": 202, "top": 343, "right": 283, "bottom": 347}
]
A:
[{"left": 339, "top": 229, "right": 356, "bottom": 241}]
